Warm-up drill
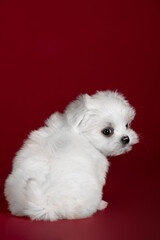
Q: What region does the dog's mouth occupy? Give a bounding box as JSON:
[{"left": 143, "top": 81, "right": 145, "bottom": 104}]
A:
[
  {"left": 108, "top": 142, "right": 133, "bottom": 157},
  {"left": 123, "top": 144, "right": 132, "bottom": 153}
]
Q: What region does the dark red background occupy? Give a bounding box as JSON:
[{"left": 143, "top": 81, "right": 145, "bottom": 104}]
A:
[{"left": 0, "top": 0, "right": 160, "bottom": 239}]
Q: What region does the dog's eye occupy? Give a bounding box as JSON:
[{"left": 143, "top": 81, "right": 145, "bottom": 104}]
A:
[
  {"left": 102, "top": 127, "right": 114, "bottom": 137},
  {"left": 126, "top": 123, "right": 129, "bottom": 128}
]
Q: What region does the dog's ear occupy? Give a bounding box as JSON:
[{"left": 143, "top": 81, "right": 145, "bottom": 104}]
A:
[{"left": 65, "top": 94, "right": 90, "bottom": 129}]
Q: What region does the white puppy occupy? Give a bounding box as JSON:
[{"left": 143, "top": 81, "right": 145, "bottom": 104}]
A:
[{"left": 4, "top": 91, "right": 138, "bottom": 221}]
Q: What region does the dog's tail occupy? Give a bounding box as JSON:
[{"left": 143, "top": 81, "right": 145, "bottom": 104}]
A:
[{"left": 23, "top": 179, "right": 59, "bottom": 221}]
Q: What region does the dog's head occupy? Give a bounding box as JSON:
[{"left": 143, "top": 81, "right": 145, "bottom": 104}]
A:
[{"left": 65, "top": 91, "right": 139, "bottom": 157}]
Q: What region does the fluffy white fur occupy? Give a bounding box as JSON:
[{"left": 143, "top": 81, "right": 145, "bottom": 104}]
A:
[{"left": 4, "top": 91, "right": 138, "bottom": 221}]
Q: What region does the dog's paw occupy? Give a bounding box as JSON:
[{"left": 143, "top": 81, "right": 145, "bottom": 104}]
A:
[{"left": 98, "top": 200, "right": 108, "bottom": 211}]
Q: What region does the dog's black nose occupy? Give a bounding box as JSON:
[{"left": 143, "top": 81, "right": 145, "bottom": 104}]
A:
[{"left": 121, "top": 136, "right": 130, "bottom": 145}]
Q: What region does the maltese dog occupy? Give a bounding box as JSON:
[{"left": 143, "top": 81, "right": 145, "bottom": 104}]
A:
[{"left": 4, "top": 91, "right": 138, "bottom": 221}]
